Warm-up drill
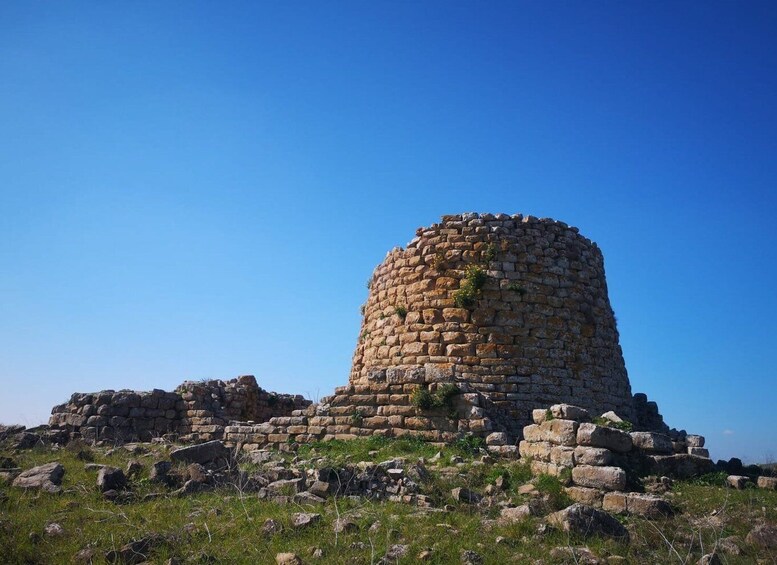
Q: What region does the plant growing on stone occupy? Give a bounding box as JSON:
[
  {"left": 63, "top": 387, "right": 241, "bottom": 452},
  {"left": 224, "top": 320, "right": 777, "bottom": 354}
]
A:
[
  {"left": 507, "top": 282, "right": 527, "bottom": 296},
  {"left": 394, "top": 305, "right": 407, "bottom": 320},
  {"left": 350, "top": 410, "right": 364, "bottom": 427},
  {"left": 410, "top": 384, "right": 460, "bottom": 413},
  {"left": 592, "top": 416, "right": 633, "bottom": 432},
  {"left": 431, "top": 251, "right": 447, "bottom": 272},
  {"left": 453, "top": 265, "right": 487, "bottom": 308},
  {"left": 483, "top": 242, "right": 498, "bottom": 263}
]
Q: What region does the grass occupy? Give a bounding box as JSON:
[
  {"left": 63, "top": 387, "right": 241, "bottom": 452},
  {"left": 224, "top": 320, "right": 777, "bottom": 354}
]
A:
[{"left": 2, "top": 438, "right": 777, "bottom": 564}]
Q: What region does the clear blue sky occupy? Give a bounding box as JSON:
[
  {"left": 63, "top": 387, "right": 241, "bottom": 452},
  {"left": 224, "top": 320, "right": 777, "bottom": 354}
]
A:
[{"left": 1, "top": 2, "right": 775, "bottom": 463}]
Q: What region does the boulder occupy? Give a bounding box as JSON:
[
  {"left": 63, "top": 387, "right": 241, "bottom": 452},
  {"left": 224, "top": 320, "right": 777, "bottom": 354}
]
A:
[
  {"left": 572, "top": 465, "right": 627, "bottom": 491},
  {"left": 485, "top": 432, "right": 509, "bottom": 446},
  {"left": 12, "top": 462, "right": 64, "bottom": 493},
  {"left": 97, "top": 467, "right": 127, "bottom": 492},
  {"left": 547, "top": 504, "right": 629, "bottom": 541},
  {"left": 577, "top": 423, "right": 632, "bottom": 453},
  {"left": 498, "top": 505, "right": 532, "bottom": 523},
  {"left": 170, "top": 440, "right": 229, "bottom": 465},
  {"left": 630, "top": 432, "right": 673, "bottom": 454}
]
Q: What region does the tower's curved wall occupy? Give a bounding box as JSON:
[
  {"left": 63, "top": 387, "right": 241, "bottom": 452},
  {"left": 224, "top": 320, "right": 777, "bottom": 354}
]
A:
[{"left": 350, "top": 213, "right": 634, "bottom": 427}]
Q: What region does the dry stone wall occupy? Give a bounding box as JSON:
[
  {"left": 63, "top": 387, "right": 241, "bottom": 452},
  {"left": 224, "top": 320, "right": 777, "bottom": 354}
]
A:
[{"left": 49, "top": 376, "right": 309, "bottom": 443}]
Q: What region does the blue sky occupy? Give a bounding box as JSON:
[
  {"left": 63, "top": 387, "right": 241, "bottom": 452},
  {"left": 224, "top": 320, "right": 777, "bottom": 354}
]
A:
[{"left": 1, "top": 1, "right": 775, "bottom": 463}]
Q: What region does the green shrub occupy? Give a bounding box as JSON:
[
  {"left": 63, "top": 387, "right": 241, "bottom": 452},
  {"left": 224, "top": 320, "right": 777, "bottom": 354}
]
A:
[
  {"left": 453, "top": 434, "right": 486, "bottom": 455},
  {"left": 592, "top": 416, "right": 633, "bottom": 432},
  {"left": 410, "top": 384, "right": 460, "bottom": 413},
  {"left": 483, "top": 242, "right": 498, "bottom": 262},
  {"left": 453, "top": 265, "right": 487, "bottom": 308},
  {"left": 395, "top": 305, "right": 408, "bottom": 320},
  {"left": 507, "top": 283, "right": 527, "bottom": 296},
  {"left": 351, "top": 410, "right": 364, "bottom": 427},
  {"left": 410, "top": 386, "right": 435, "bottom": 410}
]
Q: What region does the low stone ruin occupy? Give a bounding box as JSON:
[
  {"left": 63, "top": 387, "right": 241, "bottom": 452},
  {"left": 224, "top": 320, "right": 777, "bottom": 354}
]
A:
[{"left": 48, "top": 375, "right": 310, "bottom": 443}]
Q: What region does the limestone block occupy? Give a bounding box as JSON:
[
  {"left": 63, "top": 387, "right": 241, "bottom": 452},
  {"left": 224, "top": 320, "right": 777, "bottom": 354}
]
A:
[
  {"left": 523, "top": 424, "right": 543, "bottom": 442},
  {"left": 565, "top": 486, "right": 604, "bottom": 508},
  {"left": 602, "top": 492, "right": 673, "bottom": 518},
  {"left": 686, "top": 434, "right": 705, "bottom": 448},
  {"left": 726, "top": 475, "right": 750, "bottom": 490},
  {"left": 540, "top": 419, "right": 579, "bottom": 446},
  {"left": 546, "top": 503, "right": 629, "bottom": 541},
  {"left": 550, "top": 446, "right": 575, "bottom": 467},
  {"left": 532, "top": 408, "right": 549, "bottom": 424},
  {"left": 630, "top": 432, "right": 673, "bottom": 454},
  {"left": 573, "top": 446, "right": 613, "bottom": 466},
  {"left": 550, "top": 404, "right": 591, "bottom": 422},
  {"left": 688, "top": 447, "right": 710, "bottom": 458},
  {"left": 519, "top": 440, "right": 552, "bottom": 462},
  {"left": 572, "top": 465, "right": 626, "bottom": 491},
  {"left": 485, "top": 432, "right": 509, "bottom": 446},
  {"left": 757, "top": 476, "right": 777, "bottom": 490},
  {"left": 576, "top": 423, "right": 632, "bottom": 453}
]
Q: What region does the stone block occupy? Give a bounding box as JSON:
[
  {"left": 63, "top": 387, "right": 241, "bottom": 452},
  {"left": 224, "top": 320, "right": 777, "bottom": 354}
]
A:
[
  {"left": 540, "top": 419, "right": 578, "bottom": 446},
  {"left": 573, "top": 446, "right": 613, "bottom": 466},
  {"left": 726, "top": 475, "right": 750, "bottom": 490},
  {"left": 630, "top": 432, "right": 673, "bottom": 454},
  {"left": 564, "top": 486, "right": 604, "bottom": 508},
  {"left": 571, "top": 465, "right": 626, "bottom": 491},
  {"left": 549, "top": 404, "right": 591, "bottom": 422},
  {"left": 602, "top": 492, "right": 673, "bottom": 518},
  {"left": 576, "top": 423, "right": 632, "bottom": 453},
  {"left": 688, "top": 447, "right": 709, "bottom": 458},
  {"left": 550, "top": 446, "right": 575, "bottom": 467},
  {"left": 686, "top": 434, "right": 705, "bottom": 448},
  {"left": 757, "top": 476, "right": 777, "bottom": 490}
]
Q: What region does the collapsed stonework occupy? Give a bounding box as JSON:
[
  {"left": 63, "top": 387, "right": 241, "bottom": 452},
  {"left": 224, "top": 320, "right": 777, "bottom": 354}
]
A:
[
  {"left": 49, "top": 213, "right": 671, "bottom": 449},
  {"left": 48, "top": 376, "right": 309, "bottom": 443}
]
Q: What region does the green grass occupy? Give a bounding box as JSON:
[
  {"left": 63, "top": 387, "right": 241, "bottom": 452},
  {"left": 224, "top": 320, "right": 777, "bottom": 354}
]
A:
[{"left": 2, "top": 439, "right": 777, "bottom": 564}]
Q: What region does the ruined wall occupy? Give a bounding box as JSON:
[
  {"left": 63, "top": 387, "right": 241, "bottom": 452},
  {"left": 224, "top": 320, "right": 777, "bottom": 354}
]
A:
[{"left": 49, "top": 376, "right": 310, "bottom": 443}]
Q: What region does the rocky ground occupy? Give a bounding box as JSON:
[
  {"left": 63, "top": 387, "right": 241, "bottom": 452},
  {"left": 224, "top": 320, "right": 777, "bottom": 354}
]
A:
[{"left": 0, "top": 431, "right": 776, "bottom": 564}]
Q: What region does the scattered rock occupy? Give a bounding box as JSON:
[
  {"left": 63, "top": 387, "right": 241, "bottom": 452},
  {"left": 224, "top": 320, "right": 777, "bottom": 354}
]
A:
[
  {"left": 745, "top": 522, "right": 777, "bottom": 549},
  {"left": 550, "top": 546, "right": 600, "bottom": 564},
  {"left": 718, "top": 535, "right": 742, "bottom": 555},
  {"left": 726, "top": 475, "right": 750, "bottom": 490},
  {"left": 499, "top": 505, "right": 532, "bottom": 523},
  {"left": 333, "top": 518, "right": 359, "bottom": 534},
  {"left": 547, "top": 504, "right": 629, "bottom": 541},
  {"left": 125, "top": 460, "right": 144, "bottom": 478},
  {"left": 291, "top": 512, "right": 321, "bottom": 529},
  {"left": 97, "top": 467, "right": 127, "bottom": 493},
  {"left": 261, "top": 518, "right": 283, "bottom": 536},
  {"left": 105, "top": 534, "right": 168, "bottom": 565},
  {"left": 697, "top": 553, "right": 721, "bottom": 565},
  {"left": 73, "top": 548, "right": 98, "bottom": 563},
  {"left": 757, "top": 476, "right": 777, "bottom": 490},
  {"left": 418, "top": 548, "right": 433, "bottom": 560},
  {"left": 275, "top": 553, "right": 304, "bottom": 565},
  {"left": 12, "top": 462, "right": 64, "bottom": 493},
  {"left": 44, "top": 522, "right": 64, "bottom": 536},
  {"left": 460, "top": 549, "right": 483, "bottom": 564},
  {"left": 451, "top": 487, "right": 482, "bottom": 504},
  {"left": 384, "top": 544, "right": 409, "bottom": 560},
  {"left": 149, "top": 461, "right": 173, "bottom": 485}
]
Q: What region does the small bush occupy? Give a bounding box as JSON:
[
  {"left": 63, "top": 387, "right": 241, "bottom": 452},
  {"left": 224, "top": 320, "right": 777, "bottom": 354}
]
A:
[
  {"left": 351, "top": 410, "right": 364, "bottom": 427},
  {"left": 507, "top": 283, "right": 527, "bottom": 296},
  {"left": 410, "top": 384, "right": 460, "bottom": 413},
  {"left": 592, "top": 416, "right": 633, "bottom": 432},
  {"left": 394, "top": 305, "right": 408, "bottom": 320},
  {"left": 453, "top": 265, "right": 487, "bottom": 308},
  {"left": 453, "top": 434, "right": 486, "bottom": 455},
  {"left": 483, "top": 242, "right": 498, "bottom": 262}
]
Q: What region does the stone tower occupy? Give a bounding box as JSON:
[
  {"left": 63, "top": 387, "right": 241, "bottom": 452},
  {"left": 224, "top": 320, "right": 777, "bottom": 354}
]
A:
[{"left": 345, "top": 212, "right": 634, "bottom": 437}]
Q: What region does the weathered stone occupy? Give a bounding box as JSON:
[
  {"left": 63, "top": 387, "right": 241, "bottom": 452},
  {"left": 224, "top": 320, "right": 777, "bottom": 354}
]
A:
[
  {"left": 498, "top": 505, "right": 532, "bottom": 523},
  {"left": 262, "top": 518, "right": 283, "bottom": 536},
  {"left": 12, "top": 462, "right": 64, "bottom": 493},
  {"left": 630, "top": 432, "right": 673, "bottom": 454},
  {"left": 44, "top": 522, "right": 65, "bottom": 536},
  {"left": 577, "top": 423, "right": 632, "bottom": 453},
  {"left": 550, "top": 404, "right": 591, "bottom": 422},
  {"left": 685, "top": 434, "right": 705, "bottom": 448},
  {"left": 550, "top": 446, "right": 575, "bottom": 467},
  {"left": 757, "top": 476, "right": 777, "bottom": 490},
  {"left": 451, "top": 487, "right": 482, "bottom": 504},
  {"left": 574, "top": 446, "right": 613, "bottom": 466},
  {"left": 460, "top": 549, "right": 483, "bottom": 564},
  {"left": 540, "top": 419, "right": 579, "bottom": 446},
  {"left": 745, "top": 523, "right": 777, "bottom": 549},
  {"left": 547, "top": 504, "right": 629, "bottom": 541},
  {"left": 170, "top": 440, "right": 229, "bottom": 464},
  {"left": 333, "top": 518, "right": 359, "bottom": 534},
  {"left": 726, "top": 475, "right": 750, "bottom": 490},
  {"left": 648, "top": 454, "right": 714, "bottom": 479},
  {"left": 275, "top": 553, "right": 304, "bottom": 565},
  {"left": 572, "top": 466, "right": 627, "bottom": 491},
  {"left": 687, "top": 447, "right": 710, "bottom": 458},
  {"left": 485, "top": 432, "right": 508, "bottom": 446},
  {"left": 385, "top": 544, "right": 410, "bottom": 560},
  {"left": 564, "top": 486, "right": 604, "bottom": 508},
  {"left": 97, "top": 467, "right": 127, "bottom": 492},
  {"left": 602, "top": 492, "right": 673, "bottom": 518},
  {"left": 291, "top": 512, "right": 321, "bottom": 529}
]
